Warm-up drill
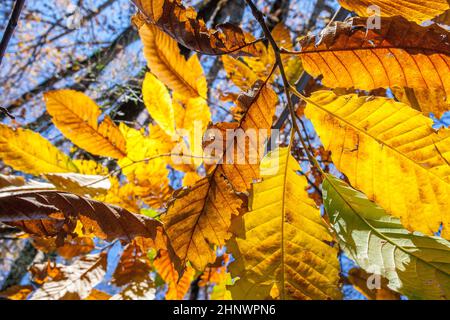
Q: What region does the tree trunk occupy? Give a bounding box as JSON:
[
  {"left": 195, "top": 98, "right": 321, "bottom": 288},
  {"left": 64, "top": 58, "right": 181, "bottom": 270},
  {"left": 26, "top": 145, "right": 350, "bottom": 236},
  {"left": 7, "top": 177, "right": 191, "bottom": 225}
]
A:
[{"left": 0, "top": 241, "right": 37, "bottom": 291}]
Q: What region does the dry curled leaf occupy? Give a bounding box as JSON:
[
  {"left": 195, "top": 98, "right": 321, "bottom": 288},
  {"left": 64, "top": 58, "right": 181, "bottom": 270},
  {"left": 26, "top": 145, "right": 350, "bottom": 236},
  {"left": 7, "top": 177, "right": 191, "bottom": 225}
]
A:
[
  {"left": 0, "top": 190, "right": 162, "bottom": 244},
  {"left": 297, "top": 16, "right": 450, "bottom": 105},
  {"left": 132, "top": 0, "right": 259, "bottom": 56}
]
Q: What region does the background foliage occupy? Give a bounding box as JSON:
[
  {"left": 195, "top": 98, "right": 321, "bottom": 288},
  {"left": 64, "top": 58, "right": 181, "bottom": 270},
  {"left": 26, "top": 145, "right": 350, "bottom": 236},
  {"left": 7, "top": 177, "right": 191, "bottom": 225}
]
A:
[{"left": 0, "top": 0, "right": 449, "bottom": 300}]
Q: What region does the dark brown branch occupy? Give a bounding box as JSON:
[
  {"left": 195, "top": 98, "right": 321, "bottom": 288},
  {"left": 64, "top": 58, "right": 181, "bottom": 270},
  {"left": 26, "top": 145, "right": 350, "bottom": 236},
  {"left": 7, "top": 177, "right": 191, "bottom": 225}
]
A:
[
  {"left": 246, "top": 0, "right": 321, "bottom": 177},
  {"left": 265, "top": 0, "right": 290, "bottom": 28},
  {"left": 0, "top": 0, "right": 25, "bottom": 67},
  {"left": 45, "top": 0, "right": 116, "bottom": 44},
  {"left": 272, "top": 6, "right": 350, "bottom": 131}
]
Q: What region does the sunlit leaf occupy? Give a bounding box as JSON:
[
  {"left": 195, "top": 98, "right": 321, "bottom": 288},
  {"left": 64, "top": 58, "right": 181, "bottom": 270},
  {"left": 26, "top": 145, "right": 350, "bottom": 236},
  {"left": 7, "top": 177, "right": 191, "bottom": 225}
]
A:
[
  {"left": 142, "top": 72, "right": 176, "bottom": 137},
  {"left": 323, "top": 174, "right": 450, "bottom": 300},
  {"left": 112, "top": 240, "right": 153, "bottom": 287},
  {"left": 304, "top": 90, "right": 450, "bottom": 238},
  {"left": 163, "top": 81, "right": 277, "bottom": 271},
  {"left": 44, "top": 173, "right": 110, "bottom": 197},
  {"left": 0, "top": 124, "right": 78, "bottom": 175},
  {"left": 338, "top": 0, "right": 449, "bottom": 23},
  {"left": 30, "top": 253, "right": 107, "bottom": 300},
  {"left": 137, "top": 22, "right": 207, "bottom": 98},
  {"left": 45, "top": 90, "right": 126, "bottom": 159},
  {"left": 229, "top": 148, "right": 341, "bottom": 300}
]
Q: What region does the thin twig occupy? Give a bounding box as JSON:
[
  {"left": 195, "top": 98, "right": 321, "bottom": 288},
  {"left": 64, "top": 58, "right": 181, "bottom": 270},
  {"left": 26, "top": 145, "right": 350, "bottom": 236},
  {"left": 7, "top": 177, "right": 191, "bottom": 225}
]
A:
[
  {"left": 0, "top": 0, "right": 26, "bottom": 119},
  {"left": 0, "top": 0, "right": 26, "bottom": 67},
  {"left": 0, "top": 107, "right": 15, "bottom": 119},
  {"left": 245, "top": 0, "right": 321, "bottom": 173},
  {"left": 272, "top": 6, "right": 349, "bottom": 131},
  {"left": 80, "top": 153, "right": 215, "bottom": 188},
  {"left": 245, "top": 0, "right": 324, "bottom": 300},
  {"left": 98, "top": 239, "right": 119, "bottom": 252}
]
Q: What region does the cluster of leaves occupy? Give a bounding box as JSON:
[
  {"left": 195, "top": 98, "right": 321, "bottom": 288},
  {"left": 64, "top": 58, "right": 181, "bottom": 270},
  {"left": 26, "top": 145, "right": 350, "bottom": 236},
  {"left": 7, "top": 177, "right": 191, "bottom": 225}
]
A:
[{"left": 0, "top": 0, "right": 450, "bottom": 300}]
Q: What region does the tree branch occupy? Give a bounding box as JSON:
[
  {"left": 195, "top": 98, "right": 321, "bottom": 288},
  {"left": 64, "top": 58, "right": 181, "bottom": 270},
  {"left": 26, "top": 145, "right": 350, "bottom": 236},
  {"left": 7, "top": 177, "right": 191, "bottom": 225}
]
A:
[
  {"left": 245, "top": 0, "right": 320, "bottom": 173},
  {"left": 0, "top": 241, "right": 37, "bottom": 291},
  {"left": 271, "top": 6, "right": 350, "bottom": 131},
  {"left": 2, "top": 26, "right": 138, "bottom": 121},
  {"left": 0, "top": 0, "right": 25, "bottom": 67}
]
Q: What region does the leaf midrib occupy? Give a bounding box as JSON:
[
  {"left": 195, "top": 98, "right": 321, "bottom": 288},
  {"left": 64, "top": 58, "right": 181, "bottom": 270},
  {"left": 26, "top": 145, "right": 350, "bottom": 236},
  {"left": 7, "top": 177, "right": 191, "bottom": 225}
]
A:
[
  {"left": 280, "top": 148, "right": 290, "bottom": 299},
  {"left": 154, "top": 37, "right": 205, "bottom": 99}
]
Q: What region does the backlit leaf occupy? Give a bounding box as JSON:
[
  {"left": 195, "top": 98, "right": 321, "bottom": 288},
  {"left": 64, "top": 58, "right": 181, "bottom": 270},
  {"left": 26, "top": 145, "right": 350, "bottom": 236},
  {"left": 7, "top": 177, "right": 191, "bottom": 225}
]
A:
[
  {"left": 338, "top": 0, "right": 449, "bottom": 23},
  {"left": 0, "top": 285, "right": 33, "bottom": 300},
  {"left": 297, "top": 17, "right": 450, "bottom": 101},
  {"left": 323, "top": 174, "right": 450, "bottom": 300},
  {"left": 142, "top": 72, "right": 176, "bottom": 137},
  {"left": 163, "top": 174, "right": 244, "bottom": 270},
  {"left": 229, "top": 148, "right": 341, "bottom": 300},
  {"left": 137, "top": 22, "right": 207, "bottom": 98},
  {"left": 347, "top": 268, "right": 400, "bottom": 300},
  {"left": 85, "top": 289, "right": 111, "bottom": 300},
  {"left": 222, "top": 55, "right": 260, "bottom": 91},
  {"left": 112, "top": 240, "right": 152, "bottom": 287},
  {"left": 44, "top": 173, "right": 110, "bottom": 197},
  {"left": 391, "top": 87, "right": 450, "bottom": 118},
  {"left": 0, "top": 124, "right": 78, "bottom": 175},
  {"left": 32, "top": 236, "right": 95, "bottom": 260},
  {"left": 31, "top": 253, "right": 107, "bottom": 300},
  {"left": 154, "top": 249, "right": 195, "bottom": 300},
  {"left": 45, "top": 90, "right": 126, "bottom": 159},
  {"left": 304, "top": 91, "right": 450, "bottom": 238},
  {"left": 110, "top": 280, "right": 156, "bottom": 300},
  {"left": 163, "top": 81, "right": 277, "bottom": 271},
  {"left": 118, "top": 124, "right": 172, "bottom": 208}
]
